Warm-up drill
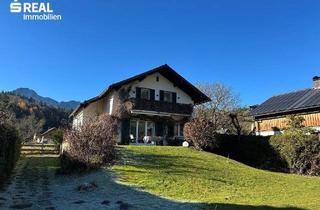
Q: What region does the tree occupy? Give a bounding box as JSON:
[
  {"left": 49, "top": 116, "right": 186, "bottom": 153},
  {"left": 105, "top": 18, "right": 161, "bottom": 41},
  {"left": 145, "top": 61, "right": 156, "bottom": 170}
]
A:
[
  {"left": 0, "top": 110, "right": 8, "bottom": 125},
  {"left": 229, "top": 108, "right": 254, "bottom": 137},
  {"left": 51, "top": 128, "right": 64, "bottom": 144},
  {"left": 286, "top": 115, "right": 305, "bottom": 130},
  {"left": 195, "top": 82, "right": 240, "bottom": 133},
  {"left": 0, "top": 92, "right": 70, "bottom": 141}
]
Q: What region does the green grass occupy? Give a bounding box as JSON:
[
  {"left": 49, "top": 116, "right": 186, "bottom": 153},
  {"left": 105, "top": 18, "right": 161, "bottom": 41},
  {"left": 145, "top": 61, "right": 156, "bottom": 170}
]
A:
[{"left": 112, "top": 146, "right": 320, "bottom": 209}]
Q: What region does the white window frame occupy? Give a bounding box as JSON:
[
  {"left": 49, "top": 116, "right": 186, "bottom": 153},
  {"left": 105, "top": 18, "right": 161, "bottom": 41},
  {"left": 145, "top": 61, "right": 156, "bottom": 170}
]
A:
[
  {"left": 130, "top": 119, "right": 155, "bottom": 143},
  {"left": 163, "top": 91, "right": 173, "bottom": 103},
  {"left": 141, "top": 88, "right": 151, "bottom": 100},
  {"left": 174, "top": 123, "right": 183, "bottom": 137}
]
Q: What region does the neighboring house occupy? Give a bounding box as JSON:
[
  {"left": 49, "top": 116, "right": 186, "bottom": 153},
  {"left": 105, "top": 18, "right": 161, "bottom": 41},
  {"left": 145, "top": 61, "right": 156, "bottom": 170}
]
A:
[
  {"left": 70, "top": 64, "right": 210, "bottom": 144},
  {"left": 251, "top": 76, "right": 320, "bottom": 136},
  {"left": 33, "top": 127, "right": 57, "bottom": 143}
]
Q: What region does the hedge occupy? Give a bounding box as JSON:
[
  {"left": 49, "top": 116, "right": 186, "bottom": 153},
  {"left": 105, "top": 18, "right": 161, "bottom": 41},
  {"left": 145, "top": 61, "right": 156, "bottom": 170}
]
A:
[
  {"left": 270, "top": 132, "right": 320, "bottom": 175},
  {"left": 0, "top": 123, "right": 21, "bottom": 187},
  {"left": 212, "top": 134, "right": 287, "bottom": 171}
]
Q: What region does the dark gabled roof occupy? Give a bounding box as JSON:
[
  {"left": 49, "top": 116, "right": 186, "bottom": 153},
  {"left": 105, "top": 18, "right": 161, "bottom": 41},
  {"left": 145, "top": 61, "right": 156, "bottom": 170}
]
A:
[
  {"left": 251, "top": 88, "right": 320, "bottom": 118},
  {"left": 70, "top": 64, "right": 211, "bottom": 117}
]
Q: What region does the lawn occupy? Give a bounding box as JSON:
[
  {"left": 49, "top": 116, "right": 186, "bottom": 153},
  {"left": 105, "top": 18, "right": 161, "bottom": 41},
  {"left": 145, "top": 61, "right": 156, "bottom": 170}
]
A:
[{"left": 112, "top": 146, "right": 320, "bottom": 210}]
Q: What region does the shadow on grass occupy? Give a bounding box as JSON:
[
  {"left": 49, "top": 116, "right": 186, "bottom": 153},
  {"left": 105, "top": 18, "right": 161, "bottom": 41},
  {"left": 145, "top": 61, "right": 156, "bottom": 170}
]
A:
[
  {"left": 54, "top": 166, "right": 304, "bottom": 210},
  {"left": 0, "top": 154, "right": 306, "bottom": 210},
  {"left": 203, "top": 204, "right": 303, "bottom": 210},
  {"left": 112, "top": 147, "right": 307, "bottom": 210}
]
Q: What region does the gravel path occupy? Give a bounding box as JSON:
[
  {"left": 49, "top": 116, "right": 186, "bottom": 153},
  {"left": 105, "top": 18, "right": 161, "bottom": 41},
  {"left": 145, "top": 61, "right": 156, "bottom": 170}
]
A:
[{"left": 0, "top": 156, "right": 201, "bottom": 210}]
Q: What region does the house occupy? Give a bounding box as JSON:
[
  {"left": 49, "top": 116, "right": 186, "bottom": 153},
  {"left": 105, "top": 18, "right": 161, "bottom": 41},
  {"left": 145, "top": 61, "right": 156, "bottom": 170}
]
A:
[
  {"left": 251, "top": 76, "right": 320, "bottom": 136},
  {"left": 33, "top": 127, "right": 57, "bottom": 143},
  {"left": 70, "top": 64, "right": 210, "bottom": 144}
]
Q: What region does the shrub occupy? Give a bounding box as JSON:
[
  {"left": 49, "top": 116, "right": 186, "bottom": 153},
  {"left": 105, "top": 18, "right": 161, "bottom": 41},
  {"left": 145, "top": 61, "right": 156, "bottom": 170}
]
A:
[
  {"left": 0, "top": 123, "right": 21, "bottom": 185},
  {"left": 51, "top": 128, "right": 64, "bottom": 144},
  {"left": 270, "top": 131, "right": 320, "bottom": 175},
  {"left": 267, "top": 114, "right": 320, "bottom": 175},
  {"left": 62, "top": 114, "right": 118, "bottom": 172},
  {"left": 310, "top": 153, "right": 320, "bottom": 176},
  {"left": 184, "top": 118, "right": 218, "bottom": 151}
]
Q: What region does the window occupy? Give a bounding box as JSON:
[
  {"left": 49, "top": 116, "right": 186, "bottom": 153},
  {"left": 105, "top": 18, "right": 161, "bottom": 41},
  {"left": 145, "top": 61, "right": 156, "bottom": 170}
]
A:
[
  {"left": 163, "top": 91, "right": 173, "bottom": 102},
  {"left": 174, "top": 124, "right": 179, "bottom": 137},
  {"left": 146, "top": 121, "right": 155, "bottom": 136},
  {"left": 141, "top": 88, "right": 151, "bottom": 100},
  {"left": 130, "top": 119, "right": 155, "bottom": 143},
  {"left": 179, "top": 123, "right": 184, "bottom": 136},
  {"left": 174, "top": 123, "right": 184, "bottom": 137},
  {"left": 138, "top": 120, "right": 146, "bottom": 141},
  {"left": 129, "top": 120, "right": 137, "bottom": 142}
]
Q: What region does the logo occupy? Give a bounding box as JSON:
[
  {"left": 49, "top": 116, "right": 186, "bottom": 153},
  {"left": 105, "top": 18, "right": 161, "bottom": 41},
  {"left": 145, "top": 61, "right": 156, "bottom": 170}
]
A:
[{"left": 10, "top": 0, "right": 62, "bottom": 21}]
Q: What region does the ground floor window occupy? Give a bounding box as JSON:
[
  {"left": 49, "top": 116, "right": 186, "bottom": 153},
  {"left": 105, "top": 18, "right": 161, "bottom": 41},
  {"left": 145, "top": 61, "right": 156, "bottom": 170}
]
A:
[
  {"left": 129, "top": 119, "right": 184, "bottom": 143},
  {"left": 129, "top": 119, "right": 155, "bottom": 143},
  {"left": 129, "top": 120, "right": 137, "bottom": 141},
  {"left": 174, "top": 123, "right": 184, "bottom": 137},
  {"left": 147, "top": 121, "right": 154, "bottom": 136}
]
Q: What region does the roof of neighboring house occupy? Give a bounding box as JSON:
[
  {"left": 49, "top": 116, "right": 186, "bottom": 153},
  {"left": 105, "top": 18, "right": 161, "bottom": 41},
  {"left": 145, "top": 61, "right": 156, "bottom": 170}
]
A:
[
  {"left": 251, "top": 88, "right": 320, "bottom": 118},
  {"left": 41, "top": 127, "right": 57, "bottom": 136},
  {"left": 70, "top": 64, "right": 211, "bottom": 117}
]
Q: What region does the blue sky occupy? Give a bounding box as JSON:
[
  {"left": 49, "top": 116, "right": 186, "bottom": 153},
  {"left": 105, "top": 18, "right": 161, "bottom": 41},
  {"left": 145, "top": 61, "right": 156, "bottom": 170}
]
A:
[{"left": 1, "top": 0, "right": 320, "bottom": 106}]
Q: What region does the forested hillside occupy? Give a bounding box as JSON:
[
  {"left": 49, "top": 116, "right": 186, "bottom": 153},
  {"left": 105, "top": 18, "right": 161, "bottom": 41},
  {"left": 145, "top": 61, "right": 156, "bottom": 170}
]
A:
[{"left": 0, "top": 92, "right": 70, "bottom": 141}]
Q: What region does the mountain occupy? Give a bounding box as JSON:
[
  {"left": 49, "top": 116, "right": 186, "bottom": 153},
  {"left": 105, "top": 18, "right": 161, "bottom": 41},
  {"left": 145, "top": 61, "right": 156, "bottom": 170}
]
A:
[{"left": 12, "top": 88, "right": 80, "bottom": 110}]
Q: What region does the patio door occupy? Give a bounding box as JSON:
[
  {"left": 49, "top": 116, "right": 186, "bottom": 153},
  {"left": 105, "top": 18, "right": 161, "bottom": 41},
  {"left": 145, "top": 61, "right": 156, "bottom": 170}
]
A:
[
  {"left": 129, "top": 119, "right": 155, "bottom": 143},
  {"left": 138, "top": 120, "right": 146, "bottom": 142},
  {"left": 164, "top": 123, "right": 174, "bottom": 137}
]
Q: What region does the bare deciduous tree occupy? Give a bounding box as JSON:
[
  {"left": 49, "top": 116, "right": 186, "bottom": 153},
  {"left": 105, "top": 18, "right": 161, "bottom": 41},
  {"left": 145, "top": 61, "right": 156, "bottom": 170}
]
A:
[
  {"left": 195, "top": 82, "right": 240, "bottom": 133},
  {"left": 229, "top": 108, "right": 254, "bottom": 136}
]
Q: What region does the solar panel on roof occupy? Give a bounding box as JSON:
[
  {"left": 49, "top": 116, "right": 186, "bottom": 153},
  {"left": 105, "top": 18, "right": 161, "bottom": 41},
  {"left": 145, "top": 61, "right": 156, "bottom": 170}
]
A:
[{"left": 251, "top": 89, "right": 320, "bottom": 117}]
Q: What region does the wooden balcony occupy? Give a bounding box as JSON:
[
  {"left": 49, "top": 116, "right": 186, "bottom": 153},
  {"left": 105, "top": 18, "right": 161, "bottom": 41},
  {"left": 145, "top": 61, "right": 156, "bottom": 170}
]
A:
[{"left": 128, "top": 98, "right": 193, "bottom": 115}]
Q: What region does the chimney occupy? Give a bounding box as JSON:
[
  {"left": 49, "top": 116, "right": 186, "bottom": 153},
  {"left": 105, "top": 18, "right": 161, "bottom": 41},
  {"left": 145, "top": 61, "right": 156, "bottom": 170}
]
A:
[{"left": 313, "top": 76, "right": 320, "bottom": 89}]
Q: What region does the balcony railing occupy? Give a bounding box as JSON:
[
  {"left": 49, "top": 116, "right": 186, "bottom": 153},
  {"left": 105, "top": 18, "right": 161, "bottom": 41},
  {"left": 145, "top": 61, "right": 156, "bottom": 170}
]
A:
[{"left": 127, "top": 98, "right": 193, "bottom": 115}]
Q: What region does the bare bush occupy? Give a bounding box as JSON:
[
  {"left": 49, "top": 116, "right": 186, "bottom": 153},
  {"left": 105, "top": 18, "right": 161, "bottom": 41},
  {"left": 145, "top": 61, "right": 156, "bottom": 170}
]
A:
[
  {"left": 63, "top": 114, "right": 118, "bottom": 170},
  {"left": 184, "top": 118, "right": 218, "bottom": 151},
  {"left": 112, "top": 96, "right": 133, "bottom": 119}
]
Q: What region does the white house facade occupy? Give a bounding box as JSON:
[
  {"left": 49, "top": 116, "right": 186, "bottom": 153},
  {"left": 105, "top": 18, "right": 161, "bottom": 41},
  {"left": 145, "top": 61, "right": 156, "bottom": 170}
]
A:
[{"left": 70, "top": 64, "right": 210, "bottom": 145}]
